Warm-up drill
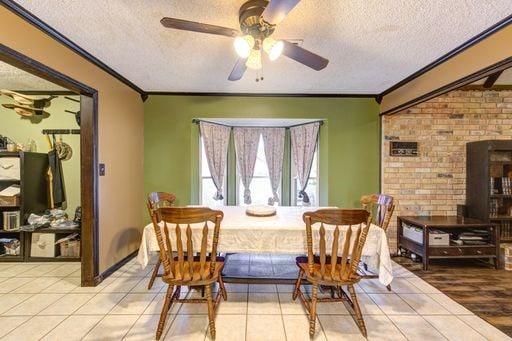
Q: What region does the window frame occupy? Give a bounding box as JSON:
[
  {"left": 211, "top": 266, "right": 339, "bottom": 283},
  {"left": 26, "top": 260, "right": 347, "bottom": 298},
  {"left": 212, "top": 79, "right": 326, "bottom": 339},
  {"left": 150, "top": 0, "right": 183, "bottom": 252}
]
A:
[{"left": 199, "top": 126, "right": 320, "bottom": 207}]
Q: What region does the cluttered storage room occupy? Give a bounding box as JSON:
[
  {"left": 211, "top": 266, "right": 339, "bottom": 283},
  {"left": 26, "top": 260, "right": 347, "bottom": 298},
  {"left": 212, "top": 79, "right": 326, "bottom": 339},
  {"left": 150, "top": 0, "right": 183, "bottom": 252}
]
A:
[{"left": 0, "top": 62, "right": 81, "bottom": 271}]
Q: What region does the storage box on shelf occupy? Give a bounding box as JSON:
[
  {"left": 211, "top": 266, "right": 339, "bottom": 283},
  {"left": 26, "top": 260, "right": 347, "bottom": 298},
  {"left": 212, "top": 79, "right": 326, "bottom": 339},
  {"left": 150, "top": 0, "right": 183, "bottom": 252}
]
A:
[
  {"left": 59, "top": 239, "right": 80, "bottom": 258},
  {"left": 467, "top": 140, "right": 512, "bottom": 243},
  {"left": 0, "top": 151, "right": 49, "bottom": 262},
  {"left": 0, "top": 195, "right": 20, "bottom": 207},
  {"left": 30, "top": 232, "right": 56, "bottom": 258},
  {"left": 402, "top": 224, "right": 449, "bottom": 246}
]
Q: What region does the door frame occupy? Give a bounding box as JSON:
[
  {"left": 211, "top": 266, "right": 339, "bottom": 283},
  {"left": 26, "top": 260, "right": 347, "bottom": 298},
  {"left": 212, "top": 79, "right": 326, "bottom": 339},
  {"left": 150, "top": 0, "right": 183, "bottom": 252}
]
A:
[{"left": 0, "top": 43, "right": 99, "bottom": 286}]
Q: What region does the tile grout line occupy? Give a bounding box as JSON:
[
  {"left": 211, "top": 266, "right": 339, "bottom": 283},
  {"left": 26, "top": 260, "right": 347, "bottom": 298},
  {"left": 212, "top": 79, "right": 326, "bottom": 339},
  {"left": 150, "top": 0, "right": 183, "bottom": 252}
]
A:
[
  {"left": 276, "top": 284, "right": 289, "bottom": 341},
  {"left": 0, "top": 292, "right": 34, "bottom": 315},
  {"left": 364, "top": 273, "right": 413, "bottom": 341},
  {"left": 375, "top": 287, "right": 451, "bottom": 341},
  {"left": 1, "top": 266, "right": 72, "bottom": 339},
  {"left": 245, "top": 281, "right": 249, "bottom": 341},
  {"left": 454, "top": 314, "right": 506, "bottom": 340},
  {"left": 362, "top": 274, "right": 427, "bottom": 341},
  {"left": 80, "top": 283, "right": 134, "bottom": 340},
  {"left": 161, "top": 285, "right": 187, "bottom": 340}
]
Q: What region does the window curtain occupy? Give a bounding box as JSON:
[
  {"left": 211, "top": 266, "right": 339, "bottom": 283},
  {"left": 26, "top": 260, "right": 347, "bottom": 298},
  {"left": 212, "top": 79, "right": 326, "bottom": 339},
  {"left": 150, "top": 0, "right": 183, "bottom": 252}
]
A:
[
  {"left": 262, "top": 128, "right": 285, "bottom": 205},
  {"left": 233, "top": 127, "right": 261, "bottom": 204},
  {"left": 199, "top": 122, "right": 231, "bottom": 201},
  {"left": 290, "top": 122, "right": 320, "bottom": 205}
]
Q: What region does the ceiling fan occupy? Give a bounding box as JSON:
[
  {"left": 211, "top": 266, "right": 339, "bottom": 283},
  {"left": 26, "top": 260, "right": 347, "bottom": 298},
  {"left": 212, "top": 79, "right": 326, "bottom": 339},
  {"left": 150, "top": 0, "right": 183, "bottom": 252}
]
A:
[{"left": 161, "top": 0, "right": 329, "bottom": 81}]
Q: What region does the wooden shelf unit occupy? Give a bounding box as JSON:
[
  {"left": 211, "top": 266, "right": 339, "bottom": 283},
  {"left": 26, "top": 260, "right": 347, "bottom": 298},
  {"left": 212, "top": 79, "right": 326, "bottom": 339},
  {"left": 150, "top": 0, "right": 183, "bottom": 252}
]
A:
[
  {"left": 397, "top": 216, "right": 499, "bottom": 271},
  {"left": 466, "top": 140, "right": 512, "bottom": 242},
  {"left": 0, "top": 151, "right": 48, "bottom": 261}
]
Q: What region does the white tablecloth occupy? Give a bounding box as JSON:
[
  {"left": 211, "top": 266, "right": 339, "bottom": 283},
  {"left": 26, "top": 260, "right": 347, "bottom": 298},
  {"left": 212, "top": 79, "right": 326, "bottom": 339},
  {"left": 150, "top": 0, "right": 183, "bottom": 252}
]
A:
[{"left": 137, "top": 206, "right": 393, "bottom": 285}]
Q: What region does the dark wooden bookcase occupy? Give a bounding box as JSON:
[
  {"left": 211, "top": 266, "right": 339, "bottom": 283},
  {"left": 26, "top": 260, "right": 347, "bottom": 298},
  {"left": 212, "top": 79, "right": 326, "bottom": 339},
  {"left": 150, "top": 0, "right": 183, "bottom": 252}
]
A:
[
  {"left": 0, "top": 151, "right": 48, "bottom": 261},
  {"left": 466, "top": 140, "right": 512, "bottom": 242}
]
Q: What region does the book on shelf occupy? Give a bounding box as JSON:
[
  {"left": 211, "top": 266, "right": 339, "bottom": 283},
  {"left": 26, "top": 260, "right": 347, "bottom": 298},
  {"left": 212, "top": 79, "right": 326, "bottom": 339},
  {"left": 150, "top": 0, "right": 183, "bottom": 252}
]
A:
[
  {"left": 501, "top": 177, "right": 512, "bottom": 195},
  {"left": 502, "top": 220, "right": 511, "bottom": 240},
  {"left": 490, "top": 198, "right": 499, "bottom": 217}
]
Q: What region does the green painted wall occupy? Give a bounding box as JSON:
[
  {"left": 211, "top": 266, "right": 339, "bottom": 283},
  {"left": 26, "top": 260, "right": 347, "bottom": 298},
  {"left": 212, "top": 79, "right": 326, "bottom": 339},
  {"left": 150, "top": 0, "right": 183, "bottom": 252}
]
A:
[
  {"left": 144, "top": 95, "right": 380, "bottom": 211},
  {"left": 0, "top": 96, "right": 81, "bottom": 217}
]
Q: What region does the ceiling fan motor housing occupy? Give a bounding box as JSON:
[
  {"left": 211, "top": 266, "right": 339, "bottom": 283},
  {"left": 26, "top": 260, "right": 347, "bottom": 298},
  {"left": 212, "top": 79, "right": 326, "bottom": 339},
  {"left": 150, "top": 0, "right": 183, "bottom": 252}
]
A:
[{"left": 239, "top": 0, "right": 275, "bottom": 43}]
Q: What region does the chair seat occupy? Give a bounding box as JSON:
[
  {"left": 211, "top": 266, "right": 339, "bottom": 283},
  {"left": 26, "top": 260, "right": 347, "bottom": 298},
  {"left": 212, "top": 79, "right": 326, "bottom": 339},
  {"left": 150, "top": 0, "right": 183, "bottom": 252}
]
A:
[
  {"left": 163, "top": 261, "right": 224, "bottom": 285},
  {"left": 297, "top": 261, "right": 360, "bottom": 285}
]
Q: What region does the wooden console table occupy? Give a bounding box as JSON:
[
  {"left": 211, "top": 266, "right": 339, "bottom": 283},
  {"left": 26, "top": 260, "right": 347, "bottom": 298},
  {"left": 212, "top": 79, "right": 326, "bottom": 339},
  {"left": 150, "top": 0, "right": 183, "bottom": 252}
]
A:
[{"left": 397, "top": 216, "right": 500, "bottom": 270}]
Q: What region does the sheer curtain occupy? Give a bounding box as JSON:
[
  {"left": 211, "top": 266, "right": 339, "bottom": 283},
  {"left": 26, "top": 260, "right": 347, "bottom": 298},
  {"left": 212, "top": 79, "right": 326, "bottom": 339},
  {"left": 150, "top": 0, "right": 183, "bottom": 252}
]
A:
[
  {"left": 290, "top": 122, "right": 320, "bottom": 205},
  {"left": 262, "top": 128, "right": 285, "bottom": 205},
  {"left": 233, "top": 127, "right": 261, "bottom": 204},
  {"left": 199, "top": 122, "right": 231, "bottom": 201}
]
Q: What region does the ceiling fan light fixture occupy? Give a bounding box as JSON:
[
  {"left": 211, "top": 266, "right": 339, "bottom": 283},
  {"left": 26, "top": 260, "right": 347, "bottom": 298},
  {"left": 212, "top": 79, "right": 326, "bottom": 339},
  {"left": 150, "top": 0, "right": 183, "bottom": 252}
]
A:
[
  {"left": 245, "top": 49, "right": 262, "bottom": 70},
  {"left": 234, "top": 35, "right": 255, "bottom": 58},
  {"left": 263, "top": 37, "right": 284, "bottom": 61}
]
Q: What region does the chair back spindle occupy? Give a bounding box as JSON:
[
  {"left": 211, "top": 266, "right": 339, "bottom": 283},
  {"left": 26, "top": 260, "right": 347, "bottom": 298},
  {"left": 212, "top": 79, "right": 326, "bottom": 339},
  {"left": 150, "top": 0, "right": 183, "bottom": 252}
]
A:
[{"left": 340, "top": 225, "right": 352, "bottom": 280}]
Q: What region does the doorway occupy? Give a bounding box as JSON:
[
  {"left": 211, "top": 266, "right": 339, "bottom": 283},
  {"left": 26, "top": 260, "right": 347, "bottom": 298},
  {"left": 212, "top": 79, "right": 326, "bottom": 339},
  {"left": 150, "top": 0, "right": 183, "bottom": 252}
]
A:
[{"left": 0, "top": 43, "right": 98, "bottom": 286}]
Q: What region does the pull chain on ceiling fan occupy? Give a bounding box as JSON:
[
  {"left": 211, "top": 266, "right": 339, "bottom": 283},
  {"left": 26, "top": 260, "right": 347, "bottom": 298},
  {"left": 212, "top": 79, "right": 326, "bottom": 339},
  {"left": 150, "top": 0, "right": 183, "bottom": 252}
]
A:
[{"left": 160, "top": 0, "right": 329, "bottom": 81}]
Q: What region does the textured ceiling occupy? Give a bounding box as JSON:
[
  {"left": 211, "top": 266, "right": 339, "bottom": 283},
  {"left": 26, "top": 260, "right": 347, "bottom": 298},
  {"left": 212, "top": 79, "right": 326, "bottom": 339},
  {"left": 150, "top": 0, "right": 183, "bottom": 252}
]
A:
[
  {"left": 0, "top": 61, "right": 67, "bottom": 91},
  {"left": 12, "top": 0, "right": 512, "bottom": 94}
]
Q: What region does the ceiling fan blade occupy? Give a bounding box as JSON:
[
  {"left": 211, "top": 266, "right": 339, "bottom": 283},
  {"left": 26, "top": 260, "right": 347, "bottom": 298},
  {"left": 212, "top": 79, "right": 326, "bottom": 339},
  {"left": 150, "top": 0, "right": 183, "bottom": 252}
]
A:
[
  {"left": 228, "top": 58, "right": 248, "bottom": 81},
  {"left": 261, "top": 0, "right": 301, "bottom": 25},
  {"left": 160, "top": 17, "right": 239, "bottom": 37},
  {"left": 281, "top": 40, "right": 329, "bottom": 71}
]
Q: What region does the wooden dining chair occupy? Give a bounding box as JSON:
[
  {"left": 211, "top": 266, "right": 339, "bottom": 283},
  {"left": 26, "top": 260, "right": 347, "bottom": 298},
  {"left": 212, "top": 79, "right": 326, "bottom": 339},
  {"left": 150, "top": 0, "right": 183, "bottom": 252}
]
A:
[
  {"left": 360, "top": 193, "right": 395, "bottom": 231},
  {"left": 148, "top": 206, "right": 227, "bottom": 340},
  {"left": 146, "top": 191, "right": 177, "bottom": 289},
  {"left": 292, "top": 208, "right": 372, "bottom": 337},
  {"left": 360, "top": 193, "right": 394, "bottom": 291}
]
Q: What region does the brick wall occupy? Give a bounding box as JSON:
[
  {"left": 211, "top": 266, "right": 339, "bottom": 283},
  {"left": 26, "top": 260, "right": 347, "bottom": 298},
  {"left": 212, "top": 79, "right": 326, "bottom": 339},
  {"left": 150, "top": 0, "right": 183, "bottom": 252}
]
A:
[{"left": 382, "top": 89, "right": 512, "bottom": 251}]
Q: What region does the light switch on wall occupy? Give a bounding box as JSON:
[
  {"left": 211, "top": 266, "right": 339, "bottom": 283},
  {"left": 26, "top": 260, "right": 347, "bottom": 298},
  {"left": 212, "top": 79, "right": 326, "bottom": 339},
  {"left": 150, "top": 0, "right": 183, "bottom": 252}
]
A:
[{"left": 99, "top": 163, "right": 105, "bottom": 176}]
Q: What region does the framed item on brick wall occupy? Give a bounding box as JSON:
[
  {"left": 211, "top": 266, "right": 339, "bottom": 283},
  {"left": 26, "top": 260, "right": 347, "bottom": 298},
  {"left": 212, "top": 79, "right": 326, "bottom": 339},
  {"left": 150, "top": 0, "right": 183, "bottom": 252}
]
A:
[{"left": 389, "top": 141, "right": 418, "bottom": 156}]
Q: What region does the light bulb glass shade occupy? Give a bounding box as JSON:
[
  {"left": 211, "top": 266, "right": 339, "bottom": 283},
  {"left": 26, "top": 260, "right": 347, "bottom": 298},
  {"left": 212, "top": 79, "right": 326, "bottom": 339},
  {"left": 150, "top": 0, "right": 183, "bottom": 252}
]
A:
[
  {"left": 263, "top": 38, "right": 284, "bottom": 61},
  {"left": 245, "top": 49, "right": 262, "bottom": 70},
  {"left": 234, "top": 35, "right": 255, "bottom": 58}
]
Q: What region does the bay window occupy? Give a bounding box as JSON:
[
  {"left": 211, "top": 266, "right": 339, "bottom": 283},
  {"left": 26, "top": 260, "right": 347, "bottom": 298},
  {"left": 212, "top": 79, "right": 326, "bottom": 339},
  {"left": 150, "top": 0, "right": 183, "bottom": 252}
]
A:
[{"left": 198, "top": 119, "right": 321, "bottom": 206}]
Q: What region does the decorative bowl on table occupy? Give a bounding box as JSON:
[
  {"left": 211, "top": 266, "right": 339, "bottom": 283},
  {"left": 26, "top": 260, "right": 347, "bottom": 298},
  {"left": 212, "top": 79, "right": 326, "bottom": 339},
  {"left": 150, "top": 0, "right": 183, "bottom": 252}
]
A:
[{"left": 245, "top": 204, "right": 276, "bottom": 217}]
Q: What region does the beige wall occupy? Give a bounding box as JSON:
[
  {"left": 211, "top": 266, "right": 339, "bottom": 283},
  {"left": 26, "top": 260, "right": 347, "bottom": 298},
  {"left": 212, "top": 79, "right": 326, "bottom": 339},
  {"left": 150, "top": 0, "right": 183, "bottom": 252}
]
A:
[
  {"left": 382, "top": 89, "right": 512, "bottom": 251},
  {"left": 380, "top": 25, "right": 512, "bottom": 114},
  {"left": 0, "top": 96, "right": 81, "bottom": 217},
  {"left": 0, "top": 7, "right": 145, "bottom": 272}
]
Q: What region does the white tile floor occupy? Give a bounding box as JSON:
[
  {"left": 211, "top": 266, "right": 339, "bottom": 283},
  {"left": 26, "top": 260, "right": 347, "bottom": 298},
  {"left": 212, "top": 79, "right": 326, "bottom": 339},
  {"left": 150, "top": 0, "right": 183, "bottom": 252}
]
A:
[{"left": 0, "top": 256, "right": 510, "bottom": 341}]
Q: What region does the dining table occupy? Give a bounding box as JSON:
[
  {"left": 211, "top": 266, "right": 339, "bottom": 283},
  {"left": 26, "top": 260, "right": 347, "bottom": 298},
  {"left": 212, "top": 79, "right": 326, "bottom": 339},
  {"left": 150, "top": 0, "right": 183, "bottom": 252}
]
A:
[{"left": 137, "top": 206, "right": 394, "bottom": 286}]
